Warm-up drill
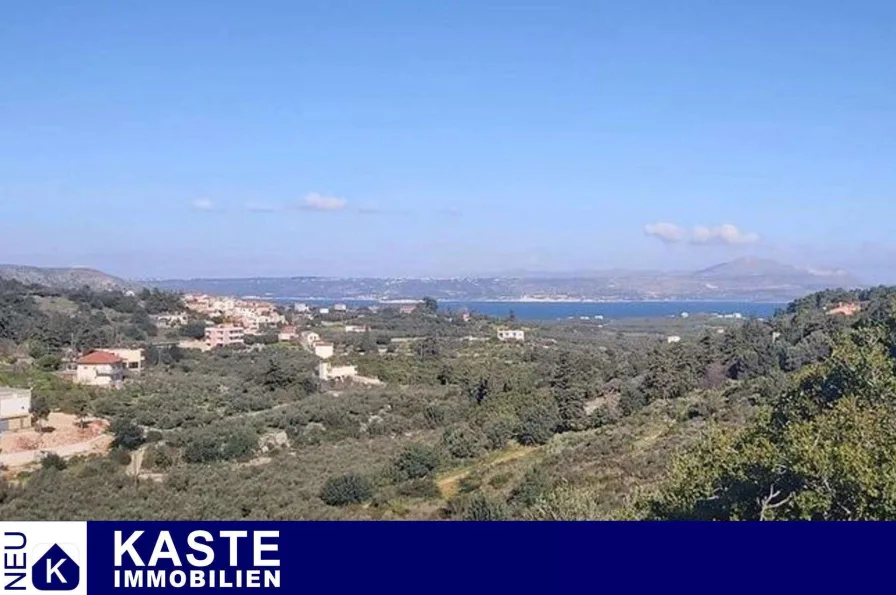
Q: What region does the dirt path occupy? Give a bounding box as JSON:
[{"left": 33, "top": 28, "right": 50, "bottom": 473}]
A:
[
  {"left": 0, "top": 434, "right": 111, "bottom": 469},
  {"left": 436, "top": 445, "right": 537, "bottom": 499}
]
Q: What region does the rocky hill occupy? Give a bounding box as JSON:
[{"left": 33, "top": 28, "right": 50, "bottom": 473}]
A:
[{"left": 0, "top": 264, "right": 128, "bottom": 290}]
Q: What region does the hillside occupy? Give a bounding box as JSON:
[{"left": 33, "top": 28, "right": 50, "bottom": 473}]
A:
[
  {"left": 0, "top": 264, "right": 127, "bottom": 290},
  {"left": 3, "top": 277, "right": 895, "bottom": 520}
]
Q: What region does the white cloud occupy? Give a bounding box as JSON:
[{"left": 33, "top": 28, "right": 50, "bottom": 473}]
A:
[
  {"left": 645, "top": 222, "right": 760, "bottom": 246},
  {"left": 644, "top": 222, "right": 686, "bottom": 243},
  {"left": 192, "top": 198, "right": 215, "bottom": 211},
  {"left": 690, "top": 224, "right": 760, "bottom": 245},
  {"left": 300, "top": 193, "right": 347, "bottom": 211}
]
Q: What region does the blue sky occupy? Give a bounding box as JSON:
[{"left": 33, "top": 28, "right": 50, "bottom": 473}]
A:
[{"left": 2, "top": 1, "right": 895, "bottom": 280}]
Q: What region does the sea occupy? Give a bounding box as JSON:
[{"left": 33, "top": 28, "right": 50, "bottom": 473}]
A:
[{"left": 273, "top": 298, "right": 785, "bottom": 321}]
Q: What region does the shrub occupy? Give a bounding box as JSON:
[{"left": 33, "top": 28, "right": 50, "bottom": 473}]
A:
[
  {"left": 109, "top": 447, "right": 132, "bottom": 466},
  {"left": 393, "top": 444, "right": 440, "bottom": 480},
  {"left": 319, "top": 473, "right": 374, "bottom": 506},
  {"left": 396, "top": 478, "right": 441, "bottom": 499},
  {"left": 40, "top": 453, "right": 67, "bottom": 471},
  {"left": 442, "top": 424, "right": 486, "bottom": 459},
  {"left": 462, "top": 495, "right": 508, "bottom": 521},
  {"left": 144, "top": 444, "right": 176, "bottom": 470},
  {"left": 509, "top": 467, "right": 552, "bottom": 507},
  {"left": 484, "top": 415, "right": 517, "bottom": 450},
  {"left": 515, "top": 405, "right": 558, "bottom": 446}
]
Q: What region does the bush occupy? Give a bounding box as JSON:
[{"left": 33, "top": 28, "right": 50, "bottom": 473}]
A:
[
  {"left": 515, "top": 405, "right": 558, "bottom": 446},
  {"left": 462, "top": 495, "right": 509, "bottom": 521},
  {"left": 393, "top": 444, "right": 440, "bottom": 480},
  {"left": 484, "top": 415, "right": 517, "bottom": 450},
  {"left": 109, "top": 447, "right": 132, "bottom": 466},
  {"left": 144, "top": 444, "right": 176, "bottom": 470},
  {"left": 319, "top": 473, "right": 374, "bottom": 506},
  {"left": 509, "top": 467, "right": 552, "bottom": 507},
  {"left": 442, "top": 424, "right": 486, "bottom": 459},
  {"left": 396, "top": 479, "right": 441, "bottom": 499},
  {"left": 40, "top": 453, "right": 67, "bottom": 471}
]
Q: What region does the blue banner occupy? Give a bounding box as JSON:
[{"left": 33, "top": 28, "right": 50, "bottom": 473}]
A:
[{"left": 1, "top": 521, "right": 888, "bottom": 594}]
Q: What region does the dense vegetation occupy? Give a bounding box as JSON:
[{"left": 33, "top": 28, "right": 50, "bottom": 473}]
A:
[{"left": 2, "top": 280, "right": 895, "bottom": 520}]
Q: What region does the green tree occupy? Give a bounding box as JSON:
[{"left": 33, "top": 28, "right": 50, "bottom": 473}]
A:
[
  {"left": 641, "top": 327, "right": 896, "bottom": 520},
  {"left": 421, "top": 297, "right": 439, "bottom": 314},
  {"left": 110, "top": 417, "right": 145, "bottom": 450},
  {"left": 30, "top": 394, "right": 51, "bottom": 435}
]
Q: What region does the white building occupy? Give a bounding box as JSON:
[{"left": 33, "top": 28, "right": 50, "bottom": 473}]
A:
[
  {"left": 0, "top": 387, "right": 32, "bottom": 432},
  {"left": 344, "top": 325, "right": 369, "bottom": 333},
  {"left": 666, "top": 335, "right": 682, "bottom": 343},
  {"left": 153, "top": 313, "right": 188, "bottom": 328},
  {"left": 318, "top": 362, "right": 358, "bottom": 381},
  {"left": 313, "top": 342, "right": 334, "bottom": 360},
  {"left": 75, "top": 351, "right": 126, "bottom": 387},
  {"left": 299, "top": 331, "right": 321, "bottom": 348},
  {"left": 278, "top": 326, "right": 298, "bottom": 342},
  {"left": 294, "top": 303, "right": 310, "bottom": 313},
  {"left": 318, "top": 308, "right": 330, "bottom": 315},
  {"left": 497, "top": 329, "right": 525, "bottom": 342},
  {"left": 333, "top": 303, "right": 348, "bottom": 312}
]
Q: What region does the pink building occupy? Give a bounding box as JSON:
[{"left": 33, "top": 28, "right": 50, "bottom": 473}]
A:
[{"left": 205, "top": 324, "right": 245, "bottom": 348}]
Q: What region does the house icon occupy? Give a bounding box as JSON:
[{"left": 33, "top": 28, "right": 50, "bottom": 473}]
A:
[{"left": 31, "top": 544, "right": 80, "bottom": 591}]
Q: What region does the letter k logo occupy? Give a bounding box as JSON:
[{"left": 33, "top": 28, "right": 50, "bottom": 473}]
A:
[{"left": 32, "top": 544, "right": 80, "bottom": 591}]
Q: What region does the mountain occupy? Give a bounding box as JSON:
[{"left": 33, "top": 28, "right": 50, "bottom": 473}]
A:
[
  {"left": 151, "top": 258, "right": 863, "bottom": 302},
  {"left": 0, "top": 264, "right": 128, "bottom": 290}
]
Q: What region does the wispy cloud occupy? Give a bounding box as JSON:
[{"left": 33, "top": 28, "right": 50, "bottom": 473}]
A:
[
  {"left": 192, "top": 198, "right": 216, "bottom": 212},
  {"left": 299, "top": 192, "right": 347, "bottom": 211},
  {"left": 645, "top": 222, "right": 760, "bottom": 246},
  {"left": 644, "top": 222, "right": 685, "bottom": 243}
]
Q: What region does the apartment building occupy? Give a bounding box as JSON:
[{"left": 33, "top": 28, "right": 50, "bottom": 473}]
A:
[{"left": 205, "top": 324, "right": 245, "bottom": 348}]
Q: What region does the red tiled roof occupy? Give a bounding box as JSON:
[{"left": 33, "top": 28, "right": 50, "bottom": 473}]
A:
[{"left": 78, "top": 351, "right": 123, "bottom": 365}]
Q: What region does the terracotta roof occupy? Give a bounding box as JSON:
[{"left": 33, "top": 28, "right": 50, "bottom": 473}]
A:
[{"left": 78, "top": 351, "right": 123, "bottom": 365}]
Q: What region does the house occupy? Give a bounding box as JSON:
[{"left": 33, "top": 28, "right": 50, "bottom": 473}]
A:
[
  {"left": 333, "top": 303, "right": 348, "bottom": 312},
  {"left": 205, "top": 324, "right": 245, "bottom": 349},
  {"left": 294, "top": 303, "right": 310, "bottom": 313},
  {"left": 398, "top": 304, "right": 418, "bottom": 315},
  {"left": 0, "top": 387, "right": 32, "bottom": 432},
  {"left": 299, "top": 331, "right": 321, "bottom": 348},
  {"left": 318, "top": 308, "right": 330, "bottom": 315},
  {"left": 497, "top": 329, "right": 525, "bottom": 342},
  {"left": 105, "top": 348, "right": 145, "bottom": 374},
  {"left": 318, "top": 362, "right": 358, "bottom": 381},
  {"left": 75, "top": 351, "right": 125, "bottom": 387},
  {"left": 278, "top": 326, "right": 298, "bottom": 342},
  {"left": 313, "top": 342, "right": 334, "bottom": 360},
  {"left": 666, "top": 335, "right": 682, "bottom": 343},
  {"left": 152, "top": 313, "right": 188, "bottom": 328},
  {"left": 344, "top": 325, "right": 369, "bottom": 333},
  {"left": 460, "top": 310, "right": 471, "bottom": 322},
  {"left": 827, "top": 302, "right": 861, "bottom": 316}
]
